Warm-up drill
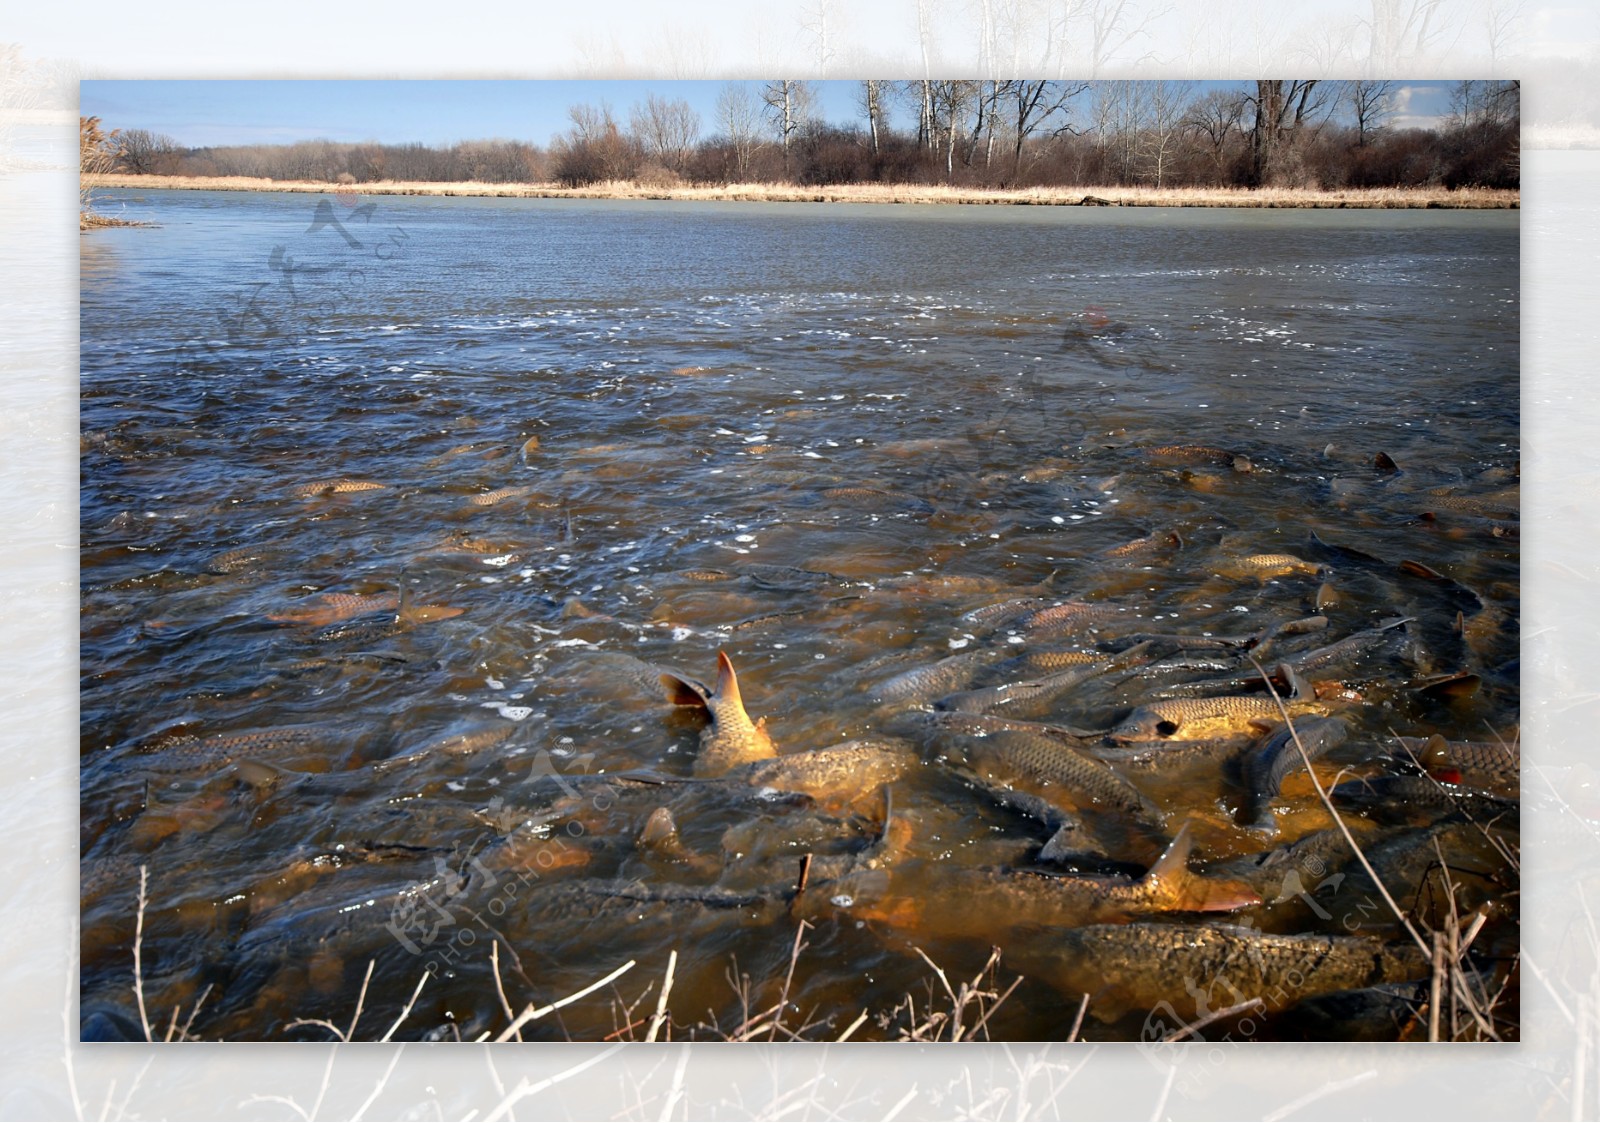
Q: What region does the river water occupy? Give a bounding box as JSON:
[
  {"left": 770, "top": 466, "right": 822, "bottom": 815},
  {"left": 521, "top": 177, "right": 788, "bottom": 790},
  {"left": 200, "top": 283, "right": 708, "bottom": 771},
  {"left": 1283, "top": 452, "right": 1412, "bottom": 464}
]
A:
[{"left": 80, "top": 189, "right": 1518, "bottom": 1042}]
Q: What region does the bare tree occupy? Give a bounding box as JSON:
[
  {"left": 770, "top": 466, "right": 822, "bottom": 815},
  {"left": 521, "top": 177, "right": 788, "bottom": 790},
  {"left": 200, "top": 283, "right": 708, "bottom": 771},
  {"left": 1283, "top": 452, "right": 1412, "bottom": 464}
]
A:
[
  {"left": 1093, "top": 80, "right": 1149, "bottom": 183},
  {"left": 1138, "top": 79, "right": 1191, "bottom": 187},
  {"left": 930, "top": 80, "right": 982, "bottom": 179},
  {"left": 553, "top": 101, "right": 638, "bottom": 185},
  {"left": 1481, "top": 0, "right": 1523, "bottom": 73},
  {"left": 117, "top": 128, "right": 181, "bottom": 175},
  {"left": 1244, "top": 79, "right": 1333, "bottom": 186},
  {"left": 910, "top": 0, "right": 939, "bottom": 148},
  {"left": 1184, "top": 87, "right": 1247, "bottom": 182},
  {"left": 858, "top": 80, "right": 887, "bottom": 155},
  {"left": 629, "top": 94, "right": 700, "bottom": 174},
  {"left": 715, "top": 84, "right": 762, "bottom": 180},
  {"left": 1003, "top": 79, "right": 1084, "bottom": 176},
  {"left": 1344, "top": 79, "right": 1395, "bottom": 146},
  {"left": 1362, "top": 0, "right": 1460, "bottom": 72},
  {"left": 799, "top": 0, "right": 841, "bottom": 73},
  {"left": 761, "top": 80, "right": 816, "bottom": 172},
  {"left": 1050, "top": 0, "right": 1169, "bottom": 77}
]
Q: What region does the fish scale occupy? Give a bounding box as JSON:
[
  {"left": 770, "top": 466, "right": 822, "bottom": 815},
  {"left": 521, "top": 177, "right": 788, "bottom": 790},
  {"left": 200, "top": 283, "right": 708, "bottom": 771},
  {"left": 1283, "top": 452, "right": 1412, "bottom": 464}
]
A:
[
  {"left": 867, "top": 649, "right": 1000, "bottom": 707},
  {"left": 1112, "top": 695, "right": 1325, "bottom": 742},
  {"left": 960, "top": 728, "right": 1166, "bottom": 830},
  {"left": 1011, "top": 923, "right": 1429, "bottom": 1022},
  {"left": 1240, "top": 716, "right": 1349, "bottom": 832}
]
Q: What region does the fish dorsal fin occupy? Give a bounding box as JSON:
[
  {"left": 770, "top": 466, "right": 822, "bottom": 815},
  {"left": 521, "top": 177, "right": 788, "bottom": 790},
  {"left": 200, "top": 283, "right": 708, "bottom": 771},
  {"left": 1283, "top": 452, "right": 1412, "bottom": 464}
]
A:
[
  {"left": 1145, "top": 822, "right": 1195, "bottom": 889},
  {"left": 1144, "top": 823, "right": 1263, "bottom": 913},
  {"left": 638, "top": 806, "right": 681, "bottom": 852},
  {"left": 659, "top": 672, "right": 710, "bottom": 708},
  {"left": 397, "top": 577, "right": 414, "bottom": 624},
  {"left": 1420, "top": 735, "right": 1452, "bottom": 769}
]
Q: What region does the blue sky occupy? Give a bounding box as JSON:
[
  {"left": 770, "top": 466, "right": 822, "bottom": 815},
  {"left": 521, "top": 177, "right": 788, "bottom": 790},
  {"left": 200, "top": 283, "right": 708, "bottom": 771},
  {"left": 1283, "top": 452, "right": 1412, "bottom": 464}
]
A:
[{"left": 80, "top": 79, "right": 1459, "bottom": 149}]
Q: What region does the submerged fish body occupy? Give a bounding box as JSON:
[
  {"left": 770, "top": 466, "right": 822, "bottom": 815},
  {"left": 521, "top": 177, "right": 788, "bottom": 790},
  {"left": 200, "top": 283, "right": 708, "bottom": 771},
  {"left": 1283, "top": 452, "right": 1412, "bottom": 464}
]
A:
[
  {"left": 830, "top": 824, "right": 1258, "bottom": 937},
  {"left": 1010, "top": 922, "right": 1429, "bottom": 1023},
  {"left": 958, "top": 728, "right": 1166, "bottom": 831},
  {"left": 1143, "top": 445, "right": 1252, "bottom": 472},
  {"left": 867, "top": 649, "right": 1000, "bottom": 708},
  {"left": 1330, "top": 775, "right": 1519, "bottom": 827},
  {"left": 1393, "top": 734, "right": 1519, "bottom": 794},
  {"left": 1240, "top": 716, "right": 1350, "bottom": 833},
  {"left": 467, "top": 485, "right": 539, "bottom": 507},
  {"left": 736, "top": 739, "right": 915, "bottom": 805},
  {"left": 659, "top": 652, "right": 778, "bottom": 777},
  {"left": 291, "top": 478, "right": 386, "bottom": 498},
  {"left": 1022, "top": 601, "right": 1130, "bottom": 640},
  {"left": 268, "top": 591, "right": 399, "bottom": 627}
]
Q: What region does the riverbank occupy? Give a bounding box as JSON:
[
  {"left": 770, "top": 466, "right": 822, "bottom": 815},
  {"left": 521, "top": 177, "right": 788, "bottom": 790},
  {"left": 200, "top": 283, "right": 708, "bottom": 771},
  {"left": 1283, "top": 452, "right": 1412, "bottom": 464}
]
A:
[{"left": 87, "top": 174, "right": 1519, "bottom": 209}]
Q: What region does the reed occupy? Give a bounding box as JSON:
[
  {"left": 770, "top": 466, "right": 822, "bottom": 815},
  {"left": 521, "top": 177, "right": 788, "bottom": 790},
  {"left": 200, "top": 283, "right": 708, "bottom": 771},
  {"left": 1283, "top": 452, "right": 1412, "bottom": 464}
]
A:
[{"left": 88, "top": 173, "right": 1520, "bottom": 210}]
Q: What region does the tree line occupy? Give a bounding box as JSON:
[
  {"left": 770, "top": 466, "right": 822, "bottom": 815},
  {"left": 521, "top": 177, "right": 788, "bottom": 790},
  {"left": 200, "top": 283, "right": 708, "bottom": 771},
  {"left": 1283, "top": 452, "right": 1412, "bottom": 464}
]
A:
[{"left": 101, "top": 79, "right": 1519, "bottom": 192}]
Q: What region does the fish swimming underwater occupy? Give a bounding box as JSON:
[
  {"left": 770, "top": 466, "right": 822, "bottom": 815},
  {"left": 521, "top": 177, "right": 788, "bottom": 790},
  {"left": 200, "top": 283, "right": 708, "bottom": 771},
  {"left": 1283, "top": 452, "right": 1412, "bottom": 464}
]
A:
[{"left": 818, "top": 823, "right": 1259, "bottom": 938}]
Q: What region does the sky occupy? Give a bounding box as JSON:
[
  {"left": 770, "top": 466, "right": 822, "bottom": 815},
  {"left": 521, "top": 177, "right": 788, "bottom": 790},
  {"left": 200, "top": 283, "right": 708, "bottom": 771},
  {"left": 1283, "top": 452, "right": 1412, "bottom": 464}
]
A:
[{"left": 79, "top": 78, "right": 1461, "bottom": 150}]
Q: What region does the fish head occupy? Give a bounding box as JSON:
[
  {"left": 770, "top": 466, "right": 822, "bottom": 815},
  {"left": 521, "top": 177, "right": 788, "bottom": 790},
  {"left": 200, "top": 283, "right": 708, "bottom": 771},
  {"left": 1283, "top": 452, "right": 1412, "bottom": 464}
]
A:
[{"left": 1109, "top": 707, "right": 1180, "bottom": 743}]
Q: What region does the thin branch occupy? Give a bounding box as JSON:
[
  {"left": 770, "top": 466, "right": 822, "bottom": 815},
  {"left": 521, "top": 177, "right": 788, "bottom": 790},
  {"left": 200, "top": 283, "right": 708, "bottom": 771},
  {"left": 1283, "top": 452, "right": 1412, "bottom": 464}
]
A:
[
  {"left": 1262, "top": 1069, "right": 1378, "bottom": 1122},
  {"left": 350, "top": 1044, "right": 405, "bottom": 1123},
  {"left": 1250, "top": 656, "right": 1430, "bottom": 954},
  {"left": 484, "top": 1044, "right": 626, "bottom": 1122},
  {"left": 645, "top": 950, "right": 677, "bottom": 1043},
  {"left": 379, "top": 970, "right": 431, "bottom": 1043},
  {"left": 496, "top": 959, "right": 637, "bottom": 1042},
  {"left": 659, "top": 1045, "right": 690, "bottom": 1122},
  {"left": 1067, "top": 992, "right": 1090, "bottom": 1042},
  {"left": 769, "top": 921, "right": 809, "bottom": 1042},
  {"left": 835, "top": 1009, "right": 870, "bottom": 1042},
  {"left": 133, "top": 866, "right": 152, "bottom": 1042},
  {"left": 491, "top": 941, "right": 519, "bottom": 1039}
]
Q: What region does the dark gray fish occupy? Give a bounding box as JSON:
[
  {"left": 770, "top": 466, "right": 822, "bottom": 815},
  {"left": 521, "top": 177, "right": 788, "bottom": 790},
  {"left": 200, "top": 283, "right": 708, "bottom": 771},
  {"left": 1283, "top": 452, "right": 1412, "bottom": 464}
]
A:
[
  {"left": 956, "top": 728, "right": 1167, "bottom": 832},
  {"left": 1239, "top": 716, "right": 1349, "bottom": 833},
  {"left": 1330, "top": 775, "right": 1518, "bottom": 827},
  {"left": 205, "top": 545, "right": 283, "bottom": 575},
  {"left": 935, "top": 644, "right": 1153, "bottom": 718}
]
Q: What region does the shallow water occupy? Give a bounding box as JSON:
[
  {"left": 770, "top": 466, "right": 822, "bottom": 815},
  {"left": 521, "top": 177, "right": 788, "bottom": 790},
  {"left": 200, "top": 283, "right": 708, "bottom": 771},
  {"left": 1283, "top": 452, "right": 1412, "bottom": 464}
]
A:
[{"left": 80, "top": 190, "right": 1518, "bottom": 1042}]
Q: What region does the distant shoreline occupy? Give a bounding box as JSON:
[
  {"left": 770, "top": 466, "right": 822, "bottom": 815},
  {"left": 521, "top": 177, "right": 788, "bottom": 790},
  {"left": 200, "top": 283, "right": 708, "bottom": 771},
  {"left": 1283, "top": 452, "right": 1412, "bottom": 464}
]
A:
[{"left": 88, "top": 174, "right": 1519, "bottom": 210}]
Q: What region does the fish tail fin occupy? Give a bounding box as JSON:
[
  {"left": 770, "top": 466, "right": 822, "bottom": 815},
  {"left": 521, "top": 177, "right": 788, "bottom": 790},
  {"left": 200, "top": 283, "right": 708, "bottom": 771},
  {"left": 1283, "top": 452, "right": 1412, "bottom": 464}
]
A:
[
  {"left": 659, "top": 672, "right": 710, "bottom": 709},
  {"left": 1145, "top": 823, "right": 1263, "bottom": 913},
  {"left": 715, "top": 650, "right": 746, "bottom": 715},
  {"left": 1277, "top": 662, "right": 1307, "bottom": 700}
]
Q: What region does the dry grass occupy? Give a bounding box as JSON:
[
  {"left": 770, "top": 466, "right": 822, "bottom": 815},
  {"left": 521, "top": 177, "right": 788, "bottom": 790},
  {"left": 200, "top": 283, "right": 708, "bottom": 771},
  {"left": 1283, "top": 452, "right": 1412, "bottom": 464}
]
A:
[
  {"left": 79, "top": 211, "right": 149, "bottom": 231},
  {"left": 89, "top": 173, "right": 1519, "bottom": 209},
  {"left": 1253, "top": 664, "right": 1519, "bottom": 1042}
]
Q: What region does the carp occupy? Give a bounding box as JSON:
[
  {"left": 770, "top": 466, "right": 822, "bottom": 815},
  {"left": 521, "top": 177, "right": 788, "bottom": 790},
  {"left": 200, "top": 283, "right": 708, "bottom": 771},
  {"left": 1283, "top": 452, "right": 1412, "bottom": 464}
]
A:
[
  {"left": 1238, "top": 716, "right": 1350, "bottom": 834},
  {"left": 1218, "top": 554, "right": 1327, "bottom": 582},
  {"left": 823, "top": 824, "right": 1258, "bottom": 937},
  {"left": 1008, "top": 922, "right": 1429, "bottom": 1023},
  {"left": 291, "top": 478, "right": 386, "bottom": 497},
  {"left": 1111, "top": 695, "right": 1325, "bottom": 743},
  {"left": 659, "top": 652, "right": 778, "bottom": 777}
]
